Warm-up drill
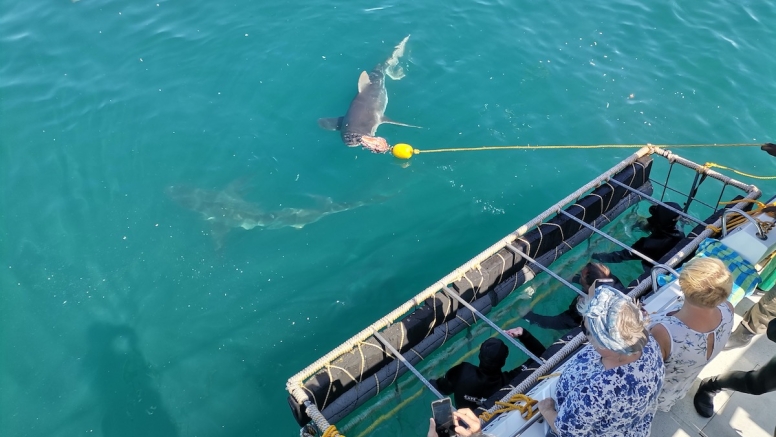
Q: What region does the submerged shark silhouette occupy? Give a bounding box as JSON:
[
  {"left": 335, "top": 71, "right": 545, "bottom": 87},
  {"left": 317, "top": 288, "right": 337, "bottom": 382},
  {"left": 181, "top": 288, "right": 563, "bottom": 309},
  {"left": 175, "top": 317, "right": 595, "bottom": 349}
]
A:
[{"left": 166, "top": 184, "right": 380, "bottom": 246}]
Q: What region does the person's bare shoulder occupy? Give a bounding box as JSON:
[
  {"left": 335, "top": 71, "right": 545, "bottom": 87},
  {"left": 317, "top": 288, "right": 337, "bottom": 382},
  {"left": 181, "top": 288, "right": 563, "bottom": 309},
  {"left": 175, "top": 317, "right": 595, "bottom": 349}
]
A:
[{"left": 650, "top": 323, "right": 671, "bottom": 361}]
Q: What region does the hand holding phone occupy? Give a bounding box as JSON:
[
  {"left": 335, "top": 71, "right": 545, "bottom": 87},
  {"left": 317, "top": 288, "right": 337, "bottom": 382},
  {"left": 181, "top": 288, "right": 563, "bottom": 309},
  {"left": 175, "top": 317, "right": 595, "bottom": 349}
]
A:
[
  {"left": 431, "top": 398, "right": 455, "bottom": 436},
  {"left": 452, "top": 409, "right": 481, "bottom": 436}
]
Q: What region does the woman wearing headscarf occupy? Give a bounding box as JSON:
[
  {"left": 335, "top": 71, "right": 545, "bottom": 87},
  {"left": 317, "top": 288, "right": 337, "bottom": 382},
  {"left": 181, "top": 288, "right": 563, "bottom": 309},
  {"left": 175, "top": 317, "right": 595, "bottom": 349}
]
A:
[{"left": 537, "top": 283, "right": 664, "bottom": 437}]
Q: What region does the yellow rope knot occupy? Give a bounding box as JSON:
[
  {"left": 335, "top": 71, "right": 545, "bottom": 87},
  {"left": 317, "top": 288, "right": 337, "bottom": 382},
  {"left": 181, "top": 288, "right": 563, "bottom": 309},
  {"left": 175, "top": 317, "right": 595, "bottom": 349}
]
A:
[
  {"left": 322, "top": 425, "right": 344, "bottom": 437},
  {"left": 479, "top": 393, "right": 538, "bottom": 422}
]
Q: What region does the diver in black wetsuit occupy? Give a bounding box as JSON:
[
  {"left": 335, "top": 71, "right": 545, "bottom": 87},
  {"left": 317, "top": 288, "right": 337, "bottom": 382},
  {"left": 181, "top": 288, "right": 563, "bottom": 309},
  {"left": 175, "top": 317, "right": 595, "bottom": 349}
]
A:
[
  {"left": 432, "top": 328, "right": 545, "bottom": 410},
  {"left": 592, "top": 202, "right": 685, "bottom": 271},
  {"left": 523, "top": 262, "right": 625, "bottom": 330}
]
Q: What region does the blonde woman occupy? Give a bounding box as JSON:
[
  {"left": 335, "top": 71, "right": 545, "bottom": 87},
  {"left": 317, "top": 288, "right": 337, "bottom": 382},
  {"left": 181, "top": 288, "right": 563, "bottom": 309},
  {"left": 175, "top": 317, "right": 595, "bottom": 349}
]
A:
[
  {"left": 649, "top": 257, "right": 734, "bottom": 412},
  {"left": 538, "top": 282, "right": 664, "bottom": 437}
]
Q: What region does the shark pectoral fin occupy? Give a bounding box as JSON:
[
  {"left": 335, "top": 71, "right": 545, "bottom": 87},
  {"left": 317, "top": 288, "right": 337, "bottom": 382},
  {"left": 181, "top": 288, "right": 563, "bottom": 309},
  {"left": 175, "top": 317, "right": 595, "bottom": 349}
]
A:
[
  {"left": 291, "top": 224, "right": 305, "bottom": 229},
  {"left": 209, "top": 224, "right": 231, "bottom": 250},
  {"left": 381, "top": 116, "right": 422, "bottom": 129},
  {"left": 357, "top": 71, "right": 371, "bottom": 93},
  {"left": 318, "top": 117, "right": 344, "bottom": 131}
]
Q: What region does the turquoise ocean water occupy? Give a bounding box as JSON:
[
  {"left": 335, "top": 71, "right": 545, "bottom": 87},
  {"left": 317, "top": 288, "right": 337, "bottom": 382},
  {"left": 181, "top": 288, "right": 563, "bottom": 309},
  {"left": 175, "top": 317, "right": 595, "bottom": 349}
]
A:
[{"left": 2, "top": 1, "right": 775, "bottom": 436}]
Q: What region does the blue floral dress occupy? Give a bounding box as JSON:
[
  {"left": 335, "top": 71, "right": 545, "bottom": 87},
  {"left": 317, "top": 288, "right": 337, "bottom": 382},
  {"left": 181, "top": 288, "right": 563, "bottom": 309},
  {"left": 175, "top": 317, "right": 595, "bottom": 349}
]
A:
[{"left": 553, "top": 336, "right": 664, "bottom": 437}]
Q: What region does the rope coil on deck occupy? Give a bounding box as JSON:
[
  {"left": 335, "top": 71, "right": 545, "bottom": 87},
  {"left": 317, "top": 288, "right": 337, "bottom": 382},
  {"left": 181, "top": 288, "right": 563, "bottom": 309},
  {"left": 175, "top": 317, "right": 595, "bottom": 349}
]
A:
[{"left": 480, "top": 393, "right": 538, "bottom": 422}]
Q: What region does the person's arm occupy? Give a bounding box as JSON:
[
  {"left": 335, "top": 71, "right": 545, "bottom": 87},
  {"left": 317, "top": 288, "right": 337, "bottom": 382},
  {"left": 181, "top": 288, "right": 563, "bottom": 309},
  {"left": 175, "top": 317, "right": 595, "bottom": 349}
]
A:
[
  {"left": 524, "top": 311, "right": 579, "bottom": 330},
  {"left": 650, "top": 323, "right": 671, "bottom": 362},
  {"left": 505, "top": 327, "right": 547, "bottom": 357},
  {"left": 537, "top": 398, "right": 559, "bottom": 433},
  {"left": 435, "top": 365, "right": 462, "bottom": 395},
  {"left": 591, "top": 249, "right": 637, "bottom": 264},
  {"left": 516, "top": 328, "right": 546, "bottom": 357}
]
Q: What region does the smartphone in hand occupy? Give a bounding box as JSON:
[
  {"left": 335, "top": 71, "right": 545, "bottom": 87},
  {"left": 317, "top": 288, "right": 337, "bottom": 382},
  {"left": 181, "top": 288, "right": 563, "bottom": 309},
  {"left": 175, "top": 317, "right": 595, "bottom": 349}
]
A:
[{"left": 431, "top": 398, "right": 455, "bottom": 435}]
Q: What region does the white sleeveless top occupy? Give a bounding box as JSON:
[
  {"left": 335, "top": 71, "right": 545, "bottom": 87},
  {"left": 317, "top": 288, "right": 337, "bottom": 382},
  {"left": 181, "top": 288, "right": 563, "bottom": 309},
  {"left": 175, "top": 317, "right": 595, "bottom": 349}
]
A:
[{"left": 649, "top": 300, "right": 734, "bottom": 412}]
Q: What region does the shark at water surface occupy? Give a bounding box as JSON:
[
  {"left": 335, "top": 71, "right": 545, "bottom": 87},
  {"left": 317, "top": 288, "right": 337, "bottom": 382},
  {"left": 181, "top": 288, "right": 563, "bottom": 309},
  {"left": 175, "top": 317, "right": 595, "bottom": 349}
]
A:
[{"left": 318, "top": 34, "right": 420, "bottom": 153}]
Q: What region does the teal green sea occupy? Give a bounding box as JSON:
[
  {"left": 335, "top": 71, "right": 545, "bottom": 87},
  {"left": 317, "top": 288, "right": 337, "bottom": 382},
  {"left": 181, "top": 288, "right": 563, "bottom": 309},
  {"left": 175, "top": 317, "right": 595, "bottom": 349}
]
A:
[{"left": 2, "top": 0, "right": 776, "bottom": 436}]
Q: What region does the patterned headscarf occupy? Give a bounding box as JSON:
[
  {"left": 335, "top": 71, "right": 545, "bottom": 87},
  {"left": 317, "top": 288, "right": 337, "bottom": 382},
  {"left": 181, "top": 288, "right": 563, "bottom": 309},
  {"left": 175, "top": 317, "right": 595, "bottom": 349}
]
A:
[{"left": 577, "top": 284, "right": 644, "bottom": 355}]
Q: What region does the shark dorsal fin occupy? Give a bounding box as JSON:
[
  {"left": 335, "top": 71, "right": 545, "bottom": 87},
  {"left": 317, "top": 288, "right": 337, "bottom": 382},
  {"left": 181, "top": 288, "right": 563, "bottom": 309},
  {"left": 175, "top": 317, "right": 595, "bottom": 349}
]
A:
[
  {"left": 357, "top": 71, "right": 371, "bottom": 93},
  {"left": 223, "top": 177, "right": 251, "bottom": 198}
]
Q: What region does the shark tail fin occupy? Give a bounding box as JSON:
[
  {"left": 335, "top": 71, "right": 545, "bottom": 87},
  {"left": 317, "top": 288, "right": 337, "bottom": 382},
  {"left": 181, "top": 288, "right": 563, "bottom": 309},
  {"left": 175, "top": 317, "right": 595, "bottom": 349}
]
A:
[{"left": 385, "top": 35, "right": 410, "bottom": 80}]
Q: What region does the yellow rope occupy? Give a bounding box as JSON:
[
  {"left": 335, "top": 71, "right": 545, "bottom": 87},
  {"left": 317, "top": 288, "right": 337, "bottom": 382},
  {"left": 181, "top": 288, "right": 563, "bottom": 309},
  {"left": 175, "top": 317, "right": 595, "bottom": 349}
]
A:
[
  {"left": 409, "top": 143, "right": 776, "bottom": 180},
  {"left": 704, "top": 162, "right": 776, "bottom": 180},
  {"left": 479, "top": 393, "right": 538, "bottom": 422},
  {"left": 717, "top": 199, "right": 767, "bottom": 209},
  {"left": 413, "top": 142, "right": 760, "bottom": 154},
  {"left": 322, "top": 425, "right": 344, "bottom": 437}
]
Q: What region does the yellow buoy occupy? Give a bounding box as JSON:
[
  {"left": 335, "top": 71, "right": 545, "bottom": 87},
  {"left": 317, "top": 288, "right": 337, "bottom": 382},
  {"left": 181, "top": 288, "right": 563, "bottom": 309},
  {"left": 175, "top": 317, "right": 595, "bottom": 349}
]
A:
[{"left": 391, "top": 143, "right": 415, "bottom": 160}]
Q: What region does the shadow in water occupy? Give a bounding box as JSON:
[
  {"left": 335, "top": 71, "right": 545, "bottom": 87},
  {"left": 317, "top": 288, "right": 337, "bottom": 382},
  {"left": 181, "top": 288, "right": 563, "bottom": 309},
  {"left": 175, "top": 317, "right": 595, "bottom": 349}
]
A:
[{"left": 84, "top": 323, "right": 178, "bottom": 437}]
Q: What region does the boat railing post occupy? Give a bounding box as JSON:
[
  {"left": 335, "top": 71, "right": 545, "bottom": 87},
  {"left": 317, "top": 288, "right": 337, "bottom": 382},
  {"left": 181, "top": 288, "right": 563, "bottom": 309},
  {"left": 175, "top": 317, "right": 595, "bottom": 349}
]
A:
[
  {"left": 722, "top": 208, "right": 766, "bottom": 239},
  {"left": 714, "top": 181, "right": 730, "bottom": 214},
  {"left": 372, "top": 331, "right": 445, "bottom": 399},
  {"left": 660, "top": 161, "right": 675, "bottom": 201},
  {"left": 649, "top": 264, "right": 682, "bottom": 293},
  {"left": 441, "top": 286, "right": 543, "bottom": 363}
]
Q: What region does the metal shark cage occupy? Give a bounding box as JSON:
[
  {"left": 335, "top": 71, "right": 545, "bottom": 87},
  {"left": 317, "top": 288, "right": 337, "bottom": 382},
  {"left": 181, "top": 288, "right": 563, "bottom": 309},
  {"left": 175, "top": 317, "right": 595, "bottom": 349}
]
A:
[{"left": 285, "top": 146, "right": 760, "bottom": 436}]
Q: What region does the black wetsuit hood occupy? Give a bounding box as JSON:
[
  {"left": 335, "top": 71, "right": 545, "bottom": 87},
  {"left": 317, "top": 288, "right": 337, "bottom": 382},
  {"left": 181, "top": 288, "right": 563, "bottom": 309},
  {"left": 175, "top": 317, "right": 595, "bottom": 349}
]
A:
[
  {"left": 479, "top": 338, "right": 509, "bottom": 373},
  {"left": 647, "top": 202, "right": 682, "bottom": 235}
]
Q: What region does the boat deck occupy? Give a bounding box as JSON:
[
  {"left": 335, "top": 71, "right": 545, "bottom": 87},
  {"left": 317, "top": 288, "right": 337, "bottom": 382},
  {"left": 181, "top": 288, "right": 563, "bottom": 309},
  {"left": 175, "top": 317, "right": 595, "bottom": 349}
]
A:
[{"left": 653, "top": 293, "right": 776, "bottom": 437}]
